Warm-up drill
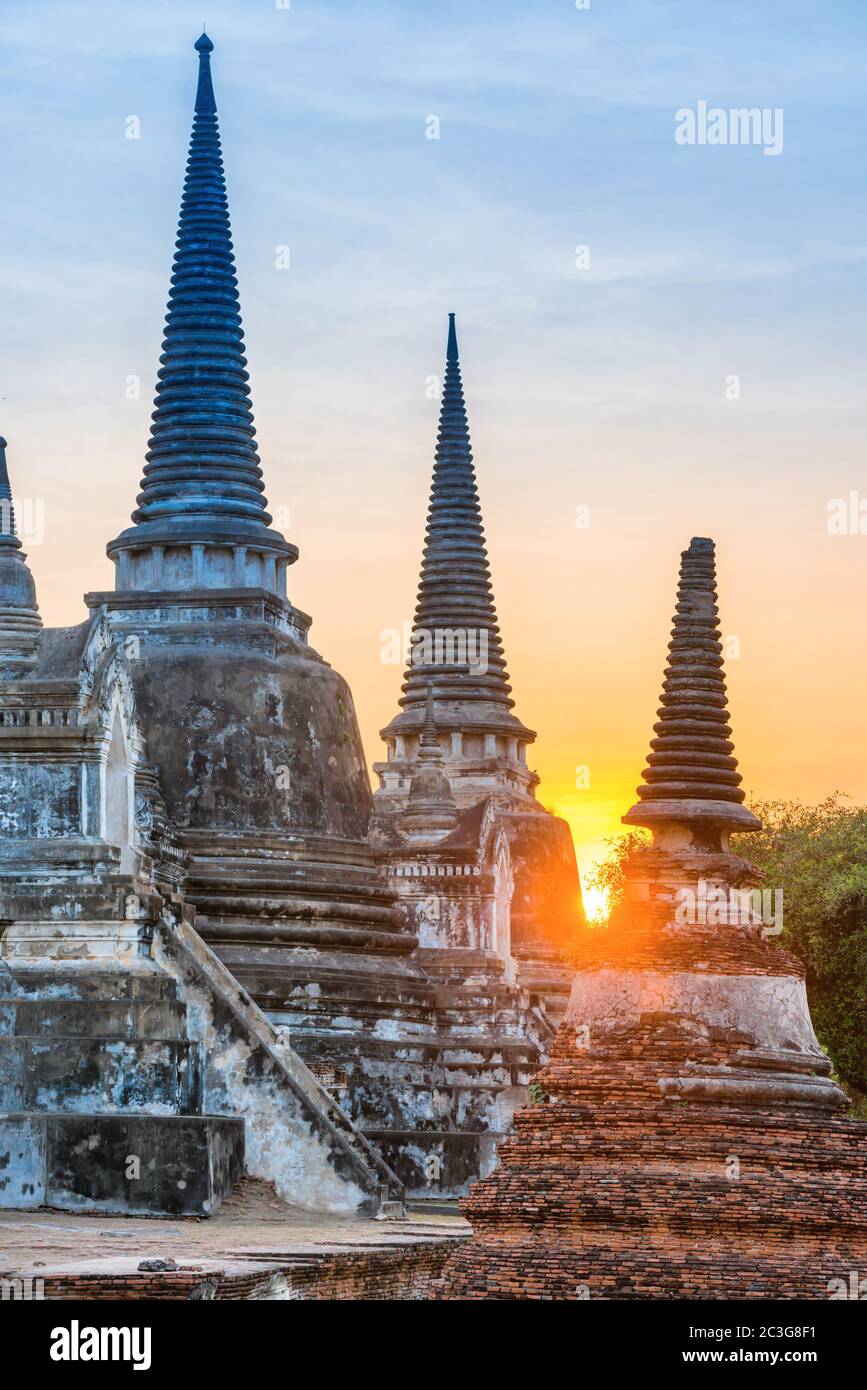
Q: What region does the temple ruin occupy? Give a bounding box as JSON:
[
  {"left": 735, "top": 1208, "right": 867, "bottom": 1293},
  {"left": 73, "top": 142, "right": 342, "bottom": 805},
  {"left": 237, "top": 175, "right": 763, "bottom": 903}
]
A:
[
  {"left": 0, "top": 32, "right": 580, "bottom": 1220},
  {"left": 369, "top": 311, "right": 584, "bottom": 1189},
  {"left": 3, "top": 29, "right": 860, "bottom": 1306},
  {"left": 437, "top": 537, "right": 867, "bottom": 1298}
]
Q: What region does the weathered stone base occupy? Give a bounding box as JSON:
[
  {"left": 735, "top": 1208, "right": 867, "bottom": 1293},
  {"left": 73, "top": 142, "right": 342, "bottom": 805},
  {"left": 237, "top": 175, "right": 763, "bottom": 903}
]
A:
[
  {"left": 0, "top": 906, "right": 405, "bottom": 1217},
  {"left": 26, "top": 1241, "right": 457, "bottom": 1301},
  {"left": 0, "top": 1112, "right": 243, "bottom": 1217},
  {"left": 0, "top": 946, "right": 244, "bottom": 1216}
]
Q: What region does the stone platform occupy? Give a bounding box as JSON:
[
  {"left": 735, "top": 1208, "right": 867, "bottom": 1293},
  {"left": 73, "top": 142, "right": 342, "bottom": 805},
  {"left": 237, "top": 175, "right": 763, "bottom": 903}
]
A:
[
  {"left": 0, "top": 952, "right": 244, "bottom": 1217},
  {"left": 0, "top": 1179, "right": 468, "bottom": 1300}
]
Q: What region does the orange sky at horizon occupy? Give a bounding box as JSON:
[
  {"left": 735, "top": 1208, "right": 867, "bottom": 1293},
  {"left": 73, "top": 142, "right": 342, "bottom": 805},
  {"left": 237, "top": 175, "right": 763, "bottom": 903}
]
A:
[{"left": 19, "top": 365, "right": 867, "bottom": 903}]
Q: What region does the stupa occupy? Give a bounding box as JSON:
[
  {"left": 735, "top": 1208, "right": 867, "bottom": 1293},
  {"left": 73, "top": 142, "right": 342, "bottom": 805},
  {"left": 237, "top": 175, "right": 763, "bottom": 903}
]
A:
[
  {"left": 0, "top": 34, "right": 427, "bottom": 1217},
  {"left": 372, "top": 315, "right": 583, "bottom": 1021},
  {"left": 365, "top": 316, "right": 587, "bottom": 1192},
  {"left": 87, "top": 33, "right": 435, "bottom": 1066},
  {"left": 437, "top": 537, "right": 867, "bottom": 1298}
]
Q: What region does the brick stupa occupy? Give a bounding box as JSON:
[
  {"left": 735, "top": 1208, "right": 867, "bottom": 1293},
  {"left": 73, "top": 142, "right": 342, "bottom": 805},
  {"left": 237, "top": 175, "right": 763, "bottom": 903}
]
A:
[{"left": 438, "top": 537, "right": 867, "bottom": 1299}]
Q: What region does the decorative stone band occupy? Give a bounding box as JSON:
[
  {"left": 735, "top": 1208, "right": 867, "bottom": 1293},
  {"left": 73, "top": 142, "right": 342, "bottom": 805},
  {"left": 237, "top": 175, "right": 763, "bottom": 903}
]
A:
[
  {"left": 657, "top": 1069, "right": 846, "bottom": 1110},
  {"left": 1, "top": 920, "right": 155, "bottom": 968},
  {"left": 0, "top": 606, "right": 42, "bottom": 634},
  {"left": 84, "top": 588, "right": 312, "bottom": 646},
  {"left": 107, "top": 533, "right": 297, "bottom": 599},
  {"left": 566, "top": 969, "right": 824, "bottom": 1057},
  {"left": 623, "top": 796, "right": 760, "bottom": 832}
]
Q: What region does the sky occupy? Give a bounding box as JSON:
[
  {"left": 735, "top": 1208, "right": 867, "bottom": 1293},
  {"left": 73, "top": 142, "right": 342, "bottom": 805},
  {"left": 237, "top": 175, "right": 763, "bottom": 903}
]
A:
[{"left": 2, "top": 0, "right": 867, "bottom": 895}]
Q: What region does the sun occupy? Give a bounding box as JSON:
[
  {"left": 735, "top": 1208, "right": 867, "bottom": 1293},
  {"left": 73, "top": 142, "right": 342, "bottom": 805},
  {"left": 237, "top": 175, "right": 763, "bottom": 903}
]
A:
[{"left": 581, "top": 884, "right": 611, "bottom": 925}]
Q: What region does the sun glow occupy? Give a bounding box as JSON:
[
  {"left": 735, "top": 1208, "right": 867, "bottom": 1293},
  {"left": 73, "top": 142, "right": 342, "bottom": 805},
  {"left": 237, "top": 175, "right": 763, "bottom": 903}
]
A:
[{"left": 581, "top": 884, "right": 611, "bottom": 925}]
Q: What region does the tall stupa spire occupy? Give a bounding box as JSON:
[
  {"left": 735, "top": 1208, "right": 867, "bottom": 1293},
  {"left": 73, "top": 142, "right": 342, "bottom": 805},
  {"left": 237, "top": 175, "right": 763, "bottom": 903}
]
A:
[
  {"left": 378, "top": 314, "right": 534, "bottom": 799},
  {"left": 624, "top": 536, "right": 760, "bottom": 836},
  {"left": 372, "top": 319, "right": 586, "bottom": 1027},
  {"left": 107, "top": 33, "right": 295, "bottom": 596},
  {"left": 400, "top": 313, "right": 518, "bottom": 714}
]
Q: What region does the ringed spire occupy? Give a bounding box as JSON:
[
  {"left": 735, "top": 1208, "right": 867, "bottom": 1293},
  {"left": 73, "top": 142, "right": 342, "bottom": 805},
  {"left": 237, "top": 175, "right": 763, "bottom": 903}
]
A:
[
  {"left": 624, "top": 537, "right": 760, "bottom": 833},
  {"left": 107, "top": 33, "right": 296, "bottom": 593},
  {"left": 398, "top": 314, "right": 519, "bottom": 717}
]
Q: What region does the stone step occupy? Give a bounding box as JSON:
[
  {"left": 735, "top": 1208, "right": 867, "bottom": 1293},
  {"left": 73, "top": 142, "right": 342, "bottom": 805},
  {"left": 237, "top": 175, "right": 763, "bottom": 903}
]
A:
[
  {"left": 0, "top": 1036, "right": 201, "bottom": 1115},
  {"left": 294, "top": 1035, "right": 537, "bottom": 1066},
  {"left": 365, "top": 1128, "right": 504, "bottom": 1198},
  {"left": 0, "top": 967, "right": 179, "bottom": 1003},
  {"left": 0, "top": 998, "right": 188, "bottom": 1040},
  {"left": 0, "top": 1112, "right": 243, "bottom": 1216},
  {"left": 1, "top": 921, "right": 155, "bottom": 968}
]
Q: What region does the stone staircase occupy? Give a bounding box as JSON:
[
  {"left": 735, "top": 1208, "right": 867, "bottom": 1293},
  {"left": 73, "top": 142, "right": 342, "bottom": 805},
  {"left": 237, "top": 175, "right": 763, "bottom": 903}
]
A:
[
  {"left": 0, "top": 896, "right": 407, "bottom": 1219},
  {"left": 290, "top": 948, "right": 555, "bottom": 1198},
  {"left": 0, "top": 955, "right": 244, "bottom": 1216}
]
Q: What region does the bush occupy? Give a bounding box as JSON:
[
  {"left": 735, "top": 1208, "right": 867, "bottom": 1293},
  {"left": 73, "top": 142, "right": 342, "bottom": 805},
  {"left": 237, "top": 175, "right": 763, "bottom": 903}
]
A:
[{"left": 732, "top": 796, "right": 867, "bottom": 1102}]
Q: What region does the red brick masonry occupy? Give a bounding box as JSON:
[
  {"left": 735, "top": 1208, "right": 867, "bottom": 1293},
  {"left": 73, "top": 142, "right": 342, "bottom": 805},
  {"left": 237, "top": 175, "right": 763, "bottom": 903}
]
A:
[{"left": 436, "top": 904, "right": 867, "bottom": 1300}]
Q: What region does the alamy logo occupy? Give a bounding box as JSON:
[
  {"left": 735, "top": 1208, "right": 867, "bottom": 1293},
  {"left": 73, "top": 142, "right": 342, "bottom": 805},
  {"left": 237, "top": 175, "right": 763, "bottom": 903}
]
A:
[
  {"left": 827, "top": 492, "right": 867, "bottom": 535},
  {"left": 827, "top": 1271, "right": 867, "bottom": 1300},
  {"left": 380, "top": 621, "right": 489, "bottom": 674},
  {"left": 49, "top": 1320, "right": 152, "bottom": 1371},
  {"left": 1, "top": 1276, "right": 44, "bottom": 1300},
  {"left": 675, "top": 879, "right": 783, "bottom": 936},
  {"left": 675, "top": 101, "right": 783, "bottom": 156},
  {"left": 0, "top": 497, "right": 45, "bottom": 545}
]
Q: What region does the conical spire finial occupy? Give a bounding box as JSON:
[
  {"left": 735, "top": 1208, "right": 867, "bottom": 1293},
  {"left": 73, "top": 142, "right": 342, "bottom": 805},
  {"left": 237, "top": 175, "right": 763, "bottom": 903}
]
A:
[
  {"left": 623, "top": 537, "right": 760, "bottom": 834},
  {"left": 395, "top": 314, "right": 519, "bottom": 717},
  {"left": 418, "top": 686, "right": 442, "bottom": 760},
  {"left": 446, "top": 311, "right": 458, "bottom": 363},
  {"left": 108, "top": 33, "right": 296, "bottom": 590},
  {"left": 194, "top": 32, "right": 216, "bottom": 113},
  {"left": 0, "top": 436, "right": 19, "bottom": 548}
]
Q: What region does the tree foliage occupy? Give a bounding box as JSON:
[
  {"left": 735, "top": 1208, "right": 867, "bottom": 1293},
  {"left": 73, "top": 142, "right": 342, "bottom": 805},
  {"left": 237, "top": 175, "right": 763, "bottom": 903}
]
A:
[
  {"left": 584, "top": 830, "right": 649, "bottom": 920},
  {"left": 731, "top": 796, "right": 867, "bottom": 1102}
]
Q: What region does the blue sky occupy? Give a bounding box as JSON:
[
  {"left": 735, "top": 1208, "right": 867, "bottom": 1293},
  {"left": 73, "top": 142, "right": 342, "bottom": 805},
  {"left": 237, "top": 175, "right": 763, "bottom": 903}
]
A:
[
  {"left": 5, "top": 1, "right": 866, "bottom": 470},
  {"left": 3, "top": 0, "right": 867, "bottom": 865}
]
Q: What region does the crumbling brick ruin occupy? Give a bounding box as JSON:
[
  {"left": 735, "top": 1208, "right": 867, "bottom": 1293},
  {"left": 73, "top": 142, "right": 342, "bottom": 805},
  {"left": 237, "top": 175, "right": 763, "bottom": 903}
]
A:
[{"left": 437, "top": 539, "right": 867, "bottom": 1298}]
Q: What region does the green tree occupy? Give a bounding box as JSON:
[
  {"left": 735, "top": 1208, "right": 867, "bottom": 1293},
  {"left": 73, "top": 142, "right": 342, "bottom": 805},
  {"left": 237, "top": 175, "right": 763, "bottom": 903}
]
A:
[
  {"left": 732, "top": 796, "right": 867, "bottom": 1107},
  {"left": 583, "top": 830, "right": 649, "bottom": 921}
]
